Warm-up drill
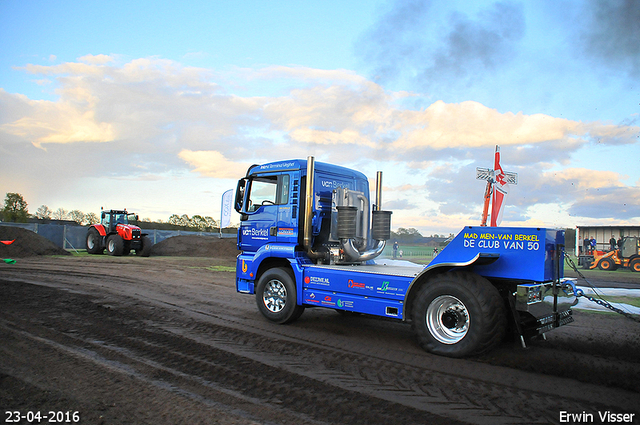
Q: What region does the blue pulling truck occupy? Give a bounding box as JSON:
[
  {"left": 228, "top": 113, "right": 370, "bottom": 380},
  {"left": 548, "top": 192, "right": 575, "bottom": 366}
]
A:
[{"left": 234, "top": 157, "right": 577, "bottom": 357}]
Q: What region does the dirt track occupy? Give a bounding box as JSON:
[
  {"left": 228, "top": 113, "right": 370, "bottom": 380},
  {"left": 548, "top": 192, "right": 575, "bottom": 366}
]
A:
[{"left": 1, "top": 224, "right": 640, "bottom": 424}]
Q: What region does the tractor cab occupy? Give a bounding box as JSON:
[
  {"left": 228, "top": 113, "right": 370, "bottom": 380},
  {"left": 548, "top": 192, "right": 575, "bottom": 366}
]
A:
[
  {"left": 101, "top": 210, "right": 137, "bottom": 233},
  {"left": 620, "top": 236, "right": 640, "bottom": 259}
]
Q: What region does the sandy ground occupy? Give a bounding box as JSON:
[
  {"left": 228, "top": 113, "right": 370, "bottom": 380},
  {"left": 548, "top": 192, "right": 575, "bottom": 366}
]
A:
[{"left": 1, "top": 229, "right": 639, "bottom": 424}]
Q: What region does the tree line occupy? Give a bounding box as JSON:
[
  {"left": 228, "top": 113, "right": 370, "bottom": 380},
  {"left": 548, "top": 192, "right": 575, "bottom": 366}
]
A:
[
  {"left": 2, "top": 192, "right": 449, "bottom": 238},
  {"left": 1, "top": 192, "right": 226, "bottom": 232}
]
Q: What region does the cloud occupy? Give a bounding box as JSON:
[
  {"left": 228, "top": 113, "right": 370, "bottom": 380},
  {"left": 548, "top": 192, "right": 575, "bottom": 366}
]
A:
[
  {"left": 1, "top": 56, "right": 638, "bottom": 232},
  {"left": 78, "top": 54, "right": 114, "bottom": 65},
  {"left": 178, "top": 150, "right": 250, "bottom": 178},
  {"left": 392, "top": 101, "right": 586, "bottom": 151}
]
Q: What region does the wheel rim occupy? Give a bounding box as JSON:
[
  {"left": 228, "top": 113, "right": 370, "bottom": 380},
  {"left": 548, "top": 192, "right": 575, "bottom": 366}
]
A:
[
  {"left": 426, "top": 295, "right": 469, "bottom": 344},
  {"left": 108, "top": 239, "right": 115, "bottom": 252},
  {"left": 601, "top": 260, "right": 610, "bottom": 269},
  {"left": 87, "top": 235, "right": 95, "bottom": 249},
  {"left": 263, "top": 279, "right": 287, "bottom": 313}
]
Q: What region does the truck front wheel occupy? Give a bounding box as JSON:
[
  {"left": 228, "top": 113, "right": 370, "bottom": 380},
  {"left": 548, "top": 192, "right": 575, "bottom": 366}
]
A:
[
  {"left": 411, "top": 271, "right": 506, "bottom": 357},
  {"left": 255, "top": 268, "right": 305, "bottom": 324}
]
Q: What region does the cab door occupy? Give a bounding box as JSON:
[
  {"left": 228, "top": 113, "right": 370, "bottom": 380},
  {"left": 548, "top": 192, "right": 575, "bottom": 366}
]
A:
[{"left": 238, "top": 173, "right": 291, "bottom": 252}]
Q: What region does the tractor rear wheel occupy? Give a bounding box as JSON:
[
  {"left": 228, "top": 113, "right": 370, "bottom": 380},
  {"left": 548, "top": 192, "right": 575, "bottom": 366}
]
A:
[
  {"left": 411, "top": 271, "right": 506, "bottom": 358},
  {"left": 630, "top": 258, "right": 640, "bottom": 273},
  {"left": 106, "top": 234, "right": 124, "bottom": 256},
  {"left": 86, "top": 228, "right": 103, "bottom": 254}
]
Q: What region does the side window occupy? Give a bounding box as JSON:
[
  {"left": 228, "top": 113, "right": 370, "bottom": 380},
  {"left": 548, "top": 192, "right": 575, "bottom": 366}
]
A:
[
  {"left": 279, "top": 175, "right": 290, "bottom": 204},
  {"left": 246, "top": 175, "right": 290, "bottom": 212},
  {"left": 247, "top": 176, "right": 278, "bottom": 211}
]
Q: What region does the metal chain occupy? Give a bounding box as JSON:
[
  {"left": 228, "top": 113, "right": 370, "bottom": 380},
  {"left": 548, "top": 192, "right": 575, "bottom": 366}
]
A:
[{"left": 565, "top": 255, "right": 640, "bottom": 323}]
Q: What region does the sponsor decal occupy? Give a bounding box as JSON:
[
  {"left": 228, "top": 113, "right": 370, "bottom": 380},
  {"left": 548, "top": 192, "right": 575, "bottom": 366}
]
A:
[
  {"left": 376, "top": 280, "right": 404, "bottom": 294},
  {"left": 321, "top": 295, "right": 336, "bottom": 306},
  {"left": 306, "top": 276, "right": 330, "bottom": 286},
  {"left": 242, "top": 227, "right": 269, "bottom": 238},
  {"left": 242, "top": 260, "right": 248, "bottom": 273},
  {"left": 337, "top": 299, "right": 354, "bottom": 308},
  {"left": 347, "top": 279, "right": 365, "bottom": 289},
  {"left": 462, "top": 232, "right": 540, "bottom": 251},
  {"left": 277, "top": 228, "right": 294, "bottom": 236},
  {"left": 258, "top": 161, "right": 297, "bottom": 171}
]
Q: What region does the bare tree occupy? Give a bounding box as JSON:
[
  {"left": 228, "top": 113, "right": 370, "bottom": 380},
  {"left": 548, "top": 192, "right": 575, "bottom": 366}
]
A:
[
  {"left": 52, "top": 208, "right": 69, "bottom": 220},
  {"left": 69, "top": 210, "right": 85, "bottom": 225},
  {"left": 35, "top": 205, "right": 53, "bottom": 220},
  {"left": 85, "top": 212, "right": 99, "bottom": 225}
]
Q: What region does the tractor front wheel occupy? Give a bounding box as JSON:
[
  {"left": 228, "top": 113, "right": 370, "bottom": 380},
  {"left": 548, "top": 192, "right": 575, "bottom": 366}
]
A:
[
  {"left": 630, "top": 258, "right": 640, "bottom": 273},
  {"left": 598, "top": 258, "right": 616, "bottom": 271},
  {"left": 106, "top": 234, "right": 124, "bottom": 256},
  {"left": 136, "top": 235, "right": 152, "bottom": 257}
]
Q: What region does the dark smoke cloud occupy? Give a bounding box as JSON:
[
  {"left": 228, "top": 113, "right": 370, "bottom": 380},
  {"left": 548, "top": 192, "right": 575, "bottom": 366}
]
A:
[
  {"left": 579, "top": 0, "right": 640, "bottom": 78},
  {"left": 356, "top": 1, "right": 525, "bottom": 91}
]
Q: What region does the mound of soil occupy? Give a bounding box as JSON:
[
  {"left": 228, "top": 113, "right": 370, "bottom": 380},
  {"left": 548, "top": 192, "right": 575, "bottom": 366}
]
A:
[
  {"left": 0, "top": 226, "right": 70, "bottom": 258},
  {"left": 150, "top": 235, "right": 239, "bottom": 259}
]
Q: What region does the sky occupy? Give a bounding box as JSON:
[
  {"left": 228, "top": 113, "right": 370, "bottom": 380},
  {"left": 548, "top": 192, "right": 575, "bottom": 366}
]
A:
[{"left": 1, "top": 0, "right": 639, "bottom": 235}]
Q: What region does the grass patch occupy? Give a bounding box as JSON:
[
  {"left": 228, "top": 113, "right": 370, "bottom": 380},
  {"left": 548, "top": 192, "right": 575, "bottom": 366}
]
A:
[{"left": 188, "top": 265, "right": 235, "bottom": 272}]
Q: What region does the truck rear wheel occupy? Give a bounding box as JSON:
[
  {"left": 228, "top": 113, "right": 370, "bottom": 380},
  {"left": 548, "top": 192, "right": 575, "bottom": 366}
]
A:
[
  {"left": 411, "top": 271, "right": 506, "bottom": 358},
  {"left": 106, "top": 234, "right": 124, "bottom": 256},
  {"left": 86, "top": 228, "right": 103, "bottom": 254},
  {"left": 255, "top": 267, "right": 305, "bottom": 324}
]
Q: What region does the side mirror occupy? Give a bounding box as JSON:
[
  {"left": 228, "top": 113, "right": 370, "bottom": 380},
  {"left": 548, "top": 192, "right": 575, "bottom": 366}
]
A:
[{"left": 234, "top": 178, "right": 247, "bottom": 213}]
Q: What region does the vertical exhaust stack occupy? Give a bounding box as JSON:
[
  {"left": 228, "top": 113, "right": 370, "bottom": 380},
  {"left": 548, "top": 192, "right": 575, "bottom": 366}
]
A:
[
  {"left": 303, "top": 156, "right": 324, "bottom": 260},
  {"left": 303, "top": 156, "right": 315, "bottom": 253},
  {"left": 339, "top": 170, "right": 392, "bottom": 263}
]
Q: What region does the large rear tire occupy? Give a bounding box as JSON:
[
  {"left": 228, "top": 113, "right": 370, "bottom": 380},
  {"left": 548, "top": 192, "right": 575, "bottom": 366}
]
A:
[
  {"left": 411, "top": 271, "right": 506, "bottom": 358},
  {"left": 255, "top": 267, "right": 305, "bottom": 324},
  {"left": 86, "top": 228, "right": 103, "bottom": 254},
  {"left": 106, "top": 234, "right": 124, "bottom": 256}
]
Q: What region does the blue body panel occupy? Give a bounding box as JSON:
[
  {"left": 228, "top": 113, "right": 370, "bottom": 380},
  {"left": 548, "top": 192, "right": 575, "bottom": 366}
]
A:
[{"left": 429, "top": 226, "right": 564, "bottom": 282}]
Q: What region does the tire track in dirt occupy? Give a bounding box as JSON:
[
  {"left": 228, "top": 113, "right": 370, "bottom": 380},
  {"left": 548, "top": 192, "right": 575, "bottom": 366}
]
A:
[
  {"left": 2, "top": 258, "right": 639, "bottom": 424},
  {"left": 3, "top": 278, "right": 638, "bottom": 424},
  {"left": 0, "top": 279, "right": 461, "bottom": 425}
]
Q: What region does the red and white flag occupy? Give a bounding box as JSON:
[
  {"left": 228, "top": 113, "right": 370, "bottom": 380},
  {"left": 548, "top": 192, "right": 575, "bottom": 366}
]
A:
[{"left": 490, "top": 147, "right": 509, "bottom": 227}]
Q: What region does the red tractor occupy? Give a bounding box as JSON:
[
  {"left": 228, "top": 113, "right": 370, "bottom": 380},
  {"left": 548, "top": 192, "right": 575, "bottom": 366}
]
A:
[{"left": 86, "top": 209, "right": 152, "bottom": 257}]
